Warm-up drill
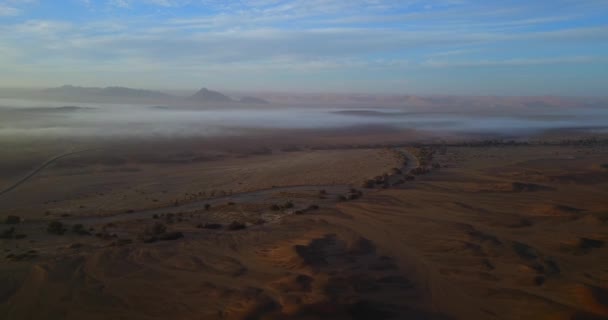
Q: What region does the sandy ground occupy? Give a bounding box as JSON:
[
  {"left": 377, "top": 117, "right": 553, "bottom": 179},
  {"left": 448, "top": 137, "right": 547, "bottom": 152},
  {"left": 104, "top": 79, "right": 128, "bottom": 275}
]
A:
[
  {"left": 1, "top": 142, "right": 608, "bottom": 320},
  {"left": 0, "top": 148, "right": 401, "bottom": 220}
]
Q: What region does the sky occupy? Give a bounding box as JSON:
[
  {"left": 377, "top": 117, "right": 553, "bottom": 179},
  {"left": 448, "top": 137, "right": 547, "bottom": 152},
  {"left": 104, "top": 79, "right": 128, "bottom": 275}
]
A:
[{"left": 0, "top": 0, "right": 607, "bottom": 95}]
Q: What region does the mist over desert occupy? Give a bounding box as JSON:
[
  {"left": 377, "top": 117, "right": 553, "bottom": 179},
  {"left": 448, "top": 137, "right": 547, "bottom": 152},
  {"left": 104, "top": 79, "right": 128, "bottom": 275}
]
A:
[{"left": 2, "top": 1, "right": 608, "bottom": 320}]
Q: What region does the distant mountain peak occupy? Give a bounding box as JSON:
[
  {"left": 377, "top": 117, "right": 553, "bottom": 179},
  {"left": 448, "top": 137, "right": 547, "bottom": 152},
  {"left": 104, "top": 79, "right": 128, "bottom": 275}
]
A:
[{"left": 189, "top": 87, "right": 233, "bottom": 102}]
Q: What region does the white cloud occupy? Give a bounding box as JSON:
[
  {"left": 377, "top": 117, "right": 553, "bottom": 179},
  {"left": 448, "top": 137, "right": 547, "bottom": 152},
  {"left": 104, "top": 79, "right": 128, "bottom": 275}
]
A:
[{"left": 0, "top": 4, "right": 20, "bottom": 16}]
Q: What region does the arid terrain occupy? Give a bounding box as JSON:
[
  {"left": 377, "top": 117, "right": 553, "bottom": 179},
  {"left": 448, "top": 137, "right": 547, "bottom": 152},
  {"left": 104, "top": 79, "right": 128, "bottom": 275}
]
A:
[{"left": 1, "top": 133, "right": 607, "bottom": 320}]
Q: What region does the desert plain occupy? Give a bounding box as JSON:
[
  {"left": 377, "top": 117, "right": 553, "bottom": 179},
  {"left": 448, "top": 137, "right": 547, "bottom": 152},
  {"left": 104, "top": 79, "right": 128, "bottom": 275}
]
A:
[{"left": 0, "top": 99, "right": 607, "bottom": 320}]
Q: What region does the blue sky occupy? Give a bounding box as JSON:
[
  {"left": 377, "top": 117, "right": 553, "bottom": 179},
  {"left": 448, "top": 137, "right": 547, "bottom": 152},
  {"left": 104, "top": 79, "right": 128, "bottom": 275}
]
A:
[{"left": 0, "top": 0, "right": 607, "bottom": 95}]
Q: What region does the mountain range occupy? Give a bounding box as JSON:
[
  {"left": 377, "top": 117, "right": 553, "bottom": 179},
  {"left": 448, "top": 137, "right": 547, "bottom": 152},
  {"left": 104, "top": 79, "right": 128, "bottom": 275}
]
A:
[{"left": 42, "top": 85, "right": 270, "bottom": 105}]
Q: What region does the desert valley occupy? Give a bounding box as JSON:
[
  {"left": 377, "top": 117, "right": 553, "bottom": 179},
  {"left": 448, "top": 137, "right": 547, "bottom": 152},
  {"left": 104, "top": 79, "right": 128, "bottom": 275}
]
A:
[
  {"left": 1, "top": 1, "right": 608, "bottom": 318},
  {"left": 0, "top": 87, "right": 607, "bottom": 319}
]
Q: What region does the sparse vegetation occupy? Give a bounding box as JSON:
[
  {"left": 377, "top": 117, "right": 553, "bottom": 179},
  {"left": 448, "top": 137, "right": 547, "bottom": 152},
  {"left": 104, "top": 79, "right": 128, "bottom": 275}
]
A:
[
  {"left": 4, "top": 215, "right": 21, "bottom": 224},
  {"left": 0, "top": 227, "right": 15, "bottom": 239},
  {"left": 270, "top": 201, "right": 294, "bottom": 211},
  {"left": 227, "top": 221, "right": 246, "bottom": 231},
  {"left": 47, "top": 221, "right": 67, "bottom": 235},
  {"left": 72, "top": 224, "right": 90, "bottom": 235},
  {"left": 159, "top": 231, "right": 184, "bottom": 241},
  {"left": 201, "top": 223, "right": 222, "bottom": 229},
  {"left": 148, "top": 222, "right": 167, "bottom": 235},
  {"left": 362, "top": 179, "right": 375, "bottom": 188}
]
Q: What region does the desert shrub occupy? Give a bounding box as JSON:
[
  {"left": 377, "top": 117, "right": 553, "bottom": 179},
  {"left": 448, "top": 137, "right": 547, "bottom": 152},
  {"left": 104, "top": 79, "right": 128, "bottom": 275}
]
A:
[
  {"left": 4, "top": 215, "right": 20, "bottom": 224},
  {"left": 202, "top": 223, "right": 222, "bottom": 229},
  {"left": 159, "top": 232, "right": 183, "bottom": 241},
  {"left": 579, "top": 237, "right": 604, "bottom": 249},
  {"left": 319, "top": 189, "right": 327, "bottom": 195},
  {"left": 142, "top": 236, "right": 158, "bottom": 243},
  {"left": 152, "top": 214, "right": 159, "bottom": 219},
  {"left": 283, "top": 201, "right": 294, "bottom": 209},
  {"left": 0, "top": 227, "right": 15, "bottom": 239},
  {"left": 270, "top": 204, "right": 281, "bottom": 211},
  {"left": 362, "top": 180, "right": 375, "bottom": 188},
  {"left": 47, "top": 221, "right": 66, "bottom": 235},
  {"left": 72, "top": 224, "right": 90, "bottom": 235},
  {"left": 111, "top": 239, "right": 133, "bottom": 246},
  {"left": 391, "top": 168, "right": 402, "bottom": 174},
  {"left": 204, "top": 204, "right": 211, "bottom": 210},
  {"left": 227, "top": 202, "right": 235, "bottom": 206},
  {"left": 147, "top": 222, "right": 167, "bottom": 235},
  {"left": 338, "top": 195, "right": 347, "bottom": 201},
  {"left": 432, "top": 162, "right": 441, "bottom": 169},
  {"left": 227, "top": 221, "right": 246, "bottom": 231},
  {"left": 15, "top": 234, "right": 26, "bottom": 239},
  {"left": 601, "top": 163, "right": 608, "bottom": 169},
  {"left": 307, "top": 205, "right": 319, "bottom": 211},
  {"left": 254, "top": 219, "right": 266, "bottom": 225},
  {"left": 348, "top": 193, "right": 360, "bottom": 200}
]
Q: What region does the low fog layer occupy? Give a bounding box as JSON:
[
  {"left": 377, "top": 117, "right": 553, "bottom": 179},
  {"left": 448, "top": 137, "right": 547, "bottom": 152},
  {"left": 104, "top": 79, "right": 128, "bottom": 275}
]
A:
[{"left": 1, "top": 95, "right": 607, "bottom": 139}]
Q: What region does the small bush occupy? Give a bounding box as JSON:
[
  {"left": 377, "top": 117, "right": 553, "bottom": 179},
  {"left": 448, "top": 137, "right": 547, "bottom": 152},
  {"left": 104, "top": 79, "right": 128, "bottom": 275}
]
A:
[
  {"left": 159, "top": 232, "right": 184, "bottom": 241},
  {"left": 362, "top": 180, "right": 375, "bottom": 188},
  {"left": 0, "top": 227, "right": 15, "bottom": 239},
  {"left": 204, "top": 204, "right": 211, "bottom": 210},
  {"left": 338, "top": 195, "right": 347, "bottom": 201},
  {"left": 15, "top": 234, "right": 27, "bottom": 239},
  {"left": 283, "top": 201, "right": 294, "bottom": 209},
  {"left": 47, "top": 221, "right": 66, "bottom": 235},
  {"left": 270, "top": 204, "right": 281, "bottom": 211},
  {"left": 307, "top": 205, "right": 319, "bottom": 211},
  {"left": 152, "top": 214, "right": 159, "bottom": 219},
  {"left": 202, "top": 223, "right": 222, "bottom": 229},
  {"left": 142, "top": 236, "right": 158, "bottom": 243},
  {"left": 4, "top": 215, "right": 20, "bottom": 224},
  {"left": 147, "top": 222, "right": 167, "bottom": 235},
  {"left": 72, "top": 224, "right": 90, "bottom": 235},
  {"left": 227, "top": 221, "right": 246, "bottom": 231}
]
